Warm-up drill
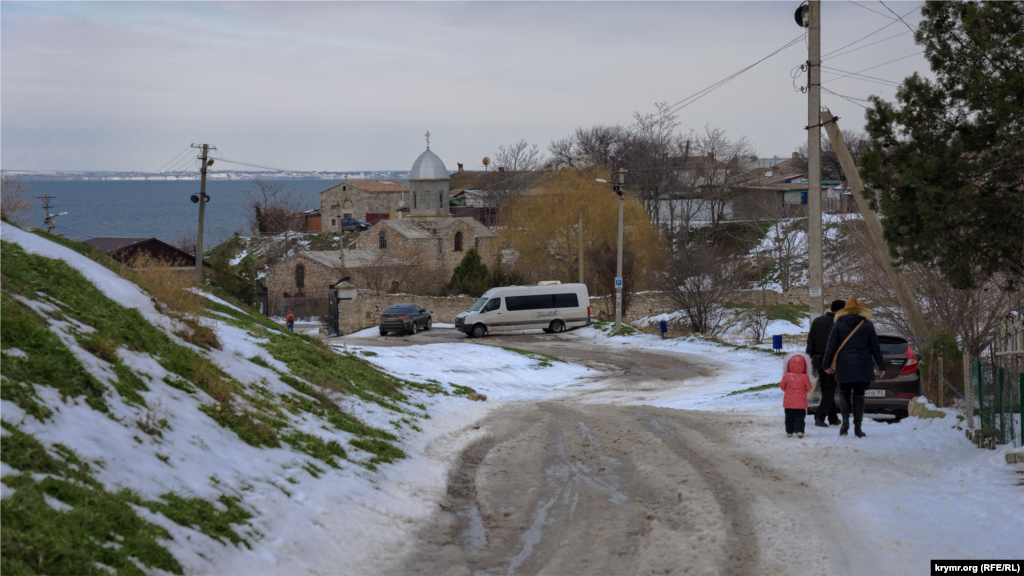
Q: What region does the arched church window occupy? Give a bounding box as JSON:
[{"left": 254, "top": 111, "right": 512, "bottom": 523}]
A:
[
  {"left": 295, "top": 264, "right": 305, "bottom": 289},
  {"left": 439, "top": 192, "right": 442, "bottom": 207},
  {"left": 414, "top": 193, "right": 417, "bottom": 210},
  {"left": 379, "top": 230, "right": 387, "bottom": 250},
  {"left": 454, "top": 232, "right": 463, "bottom": 252}
]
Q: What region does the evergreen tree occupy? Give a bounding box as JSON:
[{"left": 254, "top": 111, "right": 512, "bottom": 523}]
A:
[
  {"left": 860, "top": 1, "right": 1023, "bottom": 289},
  {"left": 445, "top": 248, "right": 490, "bottom": 296}
]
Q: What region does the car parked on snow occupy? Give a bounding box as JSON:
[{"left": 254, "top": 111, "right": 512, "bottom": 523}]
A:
[
  {"left": 378, "top": 304, "right": 432, "bottom": 336},
  {"left": 809, "top": 331, "right": 922, "bottom": 420},
  {"left": 341, "top": 217, "right": 372, "bottom": 232}
]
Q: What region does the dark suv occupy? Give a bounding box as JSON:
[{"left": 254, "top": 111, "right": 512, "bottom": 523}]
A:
[
  {"left": 810, "top": 331, "right": 922, "bottom": 419},
  {"left": 341, "top": 217, "right": 371, "bottom": 232},
  {"left": 378, "top": 304, "right": 432, "bottom": 336}
]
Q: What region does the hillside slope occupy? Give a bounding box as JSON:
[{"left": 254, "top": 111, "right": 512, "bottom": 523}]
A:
[{"left": 0, "top": 223, "right": 454, "bottom": 574}]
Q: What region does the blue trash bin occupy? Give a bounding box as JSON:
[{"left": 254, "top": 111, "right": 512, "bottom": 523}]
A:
[
  {"left": 658, "top": 320, "right": 668, "bottom": 336},
  {"left": 772, "top": 335, "right": 783, "bottom": 353}
]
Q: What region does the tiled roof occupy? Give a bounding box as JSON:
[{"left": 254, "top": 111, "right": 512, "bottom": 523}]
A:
[
  {"left": 343, "top": 179, "right": 409, "bottom": 192},
  {"left": 300, "top": 251, "right": 343, "bottom": 269},
  {"left": 432, "top": 217, "right": 495, "bottom": 237},
  {"left": 379, "top": 219, "right": 437, "bottom": 240}
]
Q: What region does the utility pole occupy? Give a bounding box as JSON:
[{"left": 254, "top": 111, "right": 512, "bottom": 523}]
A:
[
  {"left": 36, "top": 195, "right": 56, "bottom": 233},
  {"left": 614, "top": 168, "right": 626, "bottom": 334},
  {"left": 578, "top": 211, "right": 584, "bottom": 284},
  {"left": 191, "top": 143, "right": 216, "bottom": 282},
  {"left": 820, "top": 110, "right": 931, "bottom": 342},
  {"left": 806, "top": 0, "right": 825, "bottom": 319}
]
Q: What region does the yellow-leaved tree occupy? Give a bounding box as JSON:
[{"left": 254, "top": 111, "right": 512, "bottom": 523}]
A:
[{"left": 495, "top": 167, "right": 665, "bottom": 317}]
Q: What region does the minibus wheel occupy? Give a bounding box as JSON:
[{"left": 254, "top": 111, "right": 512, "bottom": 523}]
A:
[
  {"left": 549, "top": 320, "right": 565, "bottom": 334},
  {"left": 471, "top": 324, "right": 487, "bottom": 338}
]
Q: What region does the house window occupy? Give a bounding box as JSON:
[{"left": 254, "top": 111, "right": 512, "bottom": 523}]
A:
[
  {"left": 342, "top": 185, "right": 347, "bottom": 191},
  {"left": 331, "top": 219, "right": 336, "bottom": 226},
  {"left": 343, "top": 213, "right": 352, "bottom": 219},
  {"left": 379, "top": 230, "right": 387, "bottom": 249},
  {"left": 454, "top": 231, "right": 463, "bottom": 252},
  {"left": 295, "top": 264, "right": 305, "bottom": 289}
]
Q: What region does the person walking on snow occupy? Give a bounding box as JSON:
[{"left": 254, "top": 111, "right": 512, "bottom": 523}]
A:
[
  {"left": 806, "top": 299, "right": 846, "bottom": 427},
  {"left": 780, "top": 352, "right": 816, "bottom": 438},
  {"left": 821, "top": 298, "right": 885, "bottom": 438},
  {"left": 286, "top": 311, "right": 295, "bottom": 332}
]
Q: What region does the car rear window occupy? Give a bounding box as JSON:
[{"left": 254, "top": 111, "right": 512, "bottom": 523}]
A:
[
  {"left": 384, "top": 305, "right": 408, "bottom": 314},
  {"left": 878, "top": 336, "right": 908, "bottom": 355}
]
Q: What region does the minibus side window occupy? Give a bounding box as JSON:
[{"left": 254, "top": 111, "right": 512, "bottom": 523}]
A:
[
  {"left": 554, "top": 293, "right": 579, "bottom": 308},
  {"left": 484, "top": 298, "right": 501, "bottom": 312}
]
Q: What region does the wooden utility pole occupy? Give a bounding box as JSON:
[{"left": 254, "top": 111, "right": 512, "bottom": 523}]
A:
[
  {"left": 614, "top": 168, "right": 626, "bottom": 333},
  {"left": 36, "top": 195, "right": 56, "bottom": 233},
  {"left": 191, "top": 143, "right": 216, "bottom": 282},
  {"left": 806, "top": 0, "right": 825, "bottom": 319},
  {"left": 578, "top": 211, "right": 584, "bottom": 285},
  {"left": 820, "top": 110, "right": 930, "bottom": 342}
]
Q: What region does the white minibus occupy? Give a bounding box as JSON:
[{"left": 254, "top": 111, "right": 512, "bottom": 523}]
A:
[{"left": 454, "top": 282, "right": 590, "bottom": 338}]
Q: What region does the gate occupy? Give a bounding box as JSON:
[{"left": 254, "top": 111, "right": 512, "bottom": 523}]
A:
[
  {"left": 257, "top": 291, "right": 269, "bottom": 317},
  {"left": 326, "top": 289, "right": 339, "bottom": 336}
]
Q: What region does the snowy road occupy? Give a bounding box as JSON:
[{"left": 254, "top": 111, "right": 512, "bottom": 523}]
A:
[{"left": 338, "top": 327, "right": 1023, "bottom": 576}]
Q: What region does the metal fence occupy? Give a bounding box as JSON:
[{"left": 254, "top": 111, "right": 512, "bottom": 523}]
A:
[{"left": 966, "top": 357, "right": 1023, "bottom": 447}]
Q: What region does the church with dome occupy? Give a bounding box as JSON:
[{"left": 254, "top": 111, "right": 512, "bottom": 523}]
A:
[{"left": 327, "top": 134, "right": 495, "bottom": 289}]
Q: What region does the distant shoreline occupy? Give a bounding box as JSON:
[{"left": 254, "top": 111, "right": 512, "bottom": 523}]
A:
[{"left": 1, "top": 170, "right": 414, "bottom": 181}]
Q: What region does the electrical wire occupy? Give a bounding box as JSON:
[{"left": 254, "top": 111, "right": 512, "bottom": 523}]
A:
[
  {"left": 822, "top": 51, "right": 924, "bottom": 84},
  {"left": 152, "top": 146, "right": 193, "bottom": 174},
  {"left": 629, "top": 32, "right": 806, "bottom": 132},
  {"left": 822, "top": 87, "right": 870, "bottom": 109},
  {"left": 821, "top": 65, "right": 901, "bottom": 86},
  {"left": 822, "top": 3, "right": 922, "bottom": 59},
  {"left": 845, "top": 0, "right": 915, "bottom": 27},
  {"left": 212, "top": 157, "right": 315, "bottom": 174},
  {"left": 879, "top": 0, "right": 916, "bottom": 34},
  {"left": 823, "top": 29, "right": 913, "bottom": 61}
]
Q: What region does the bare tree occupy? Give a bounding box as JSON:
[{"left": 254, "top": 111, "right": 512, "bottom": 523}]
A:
[
  {"left": 741, "top": 195, "right": 808, "bottom": 292},
  {"left": 482, "top": 140, "right": 548, "bottom": 206},
  {"left": 175, "top": 231, "right": 198, "bottom": 257},
  {"left": 548, "top": 136, "right": 577, "bottom": 169},
  {"left": 245, "top": 179, "right": 307, "bottom": 236},
  {"left": 573, "top": 125, "right": 623, "bottom": 169},
  {"left": 690, "top": 126, "right": 756, "bottom": 228},
  {"left": 661, "top": 244, "right": 746, "bottom": 335},
  {"left": 1, "top": 176, "right": 31, "bottom": 226},
  {"left": 618, "top": 103, "right": 689, "bottom": 227}
]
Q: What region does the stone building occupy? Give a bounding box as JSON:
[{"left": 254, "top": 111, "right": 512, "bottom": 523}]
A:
[
  {"left": 339, "top": 136, "right": 496, "bottom": 289},
  {"left": 265, "top": 251, "right": 344, "bottom": 299},
  {"left": 318, "top": 179, "right": 409, "bottom": 231}
]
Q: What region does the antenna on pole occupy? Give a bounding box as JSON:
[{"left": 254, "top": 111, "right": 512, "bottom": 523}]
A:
[{"left": 34, "top": 195, "right": 65, "bottom": 234}]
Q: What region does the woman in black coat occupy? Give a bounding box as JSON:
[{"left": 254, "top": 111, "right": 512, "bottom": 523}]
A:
[{"left": 821, "top": 298, "right": 886, "bottom": 438}]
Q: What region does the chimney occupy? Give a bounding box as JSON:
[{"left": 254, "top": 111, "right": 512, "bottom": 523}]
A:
[
  {"left": 457, "top": 162, "right": 464, "bottom": 173},
  {"left": 498, "top": 166, "right": 505, "bottom": 173},
  {"left": 792, "top": 152, "right": 800, "bottom": 159},
  {"left": 750, "top": 155, "right": 758, "bottom": 162}
]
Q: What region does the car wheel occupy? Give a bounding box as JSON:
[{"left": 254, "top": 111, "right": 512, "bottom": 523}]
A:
[
  {"left": 549, "top": 320, "right": 565, "bottom": 334},
  {"left": 471, "top": 324, "right": 487, "bottom": 338},
  {"left": 379, "top": 330, "right": 387, "bottom": 337},
  {"left": 410, "top": 323, "right": 418, "bottom": 336},
  {"left": 425, "top": 318, "right": 432, "bottom": 330}
]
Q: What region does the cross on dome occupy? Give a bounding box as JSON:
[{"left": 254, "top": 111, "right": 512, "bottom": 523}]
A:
[{"left": 425, "top": 130, "right": 431, "bottom": 150}]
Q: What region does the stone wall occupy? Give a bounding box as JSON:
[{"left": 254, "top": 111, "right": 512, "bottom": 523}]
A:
[
  {"left": 320, "top": 184, "right": 405, "bottom": 232},
  {"left": 337, "top": 289, "right": 478, "bottom": 333}
]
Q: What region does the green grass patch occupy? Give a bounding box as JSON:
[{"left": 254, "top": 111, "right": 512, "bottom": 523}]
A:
[
  {"left": 141, "top": 493, "right": 252, "bottom": 547},
  {"left": 725, "top": 382, "right": 780, "bottom": 396},
  {"left": 359, "top": 350, "right": 378, "bottom": 357},
  {"left": 450, "top": 384, "right": 476, "bottom": 396},
  {"left": 349, "top": 438, "right": 406, "bottom": 470},
  {"left": 282, "top": 431, "right": 348, "bottom": 468},
  {"left": 590, "top": 320, "right": 637, "bottom": 337}
]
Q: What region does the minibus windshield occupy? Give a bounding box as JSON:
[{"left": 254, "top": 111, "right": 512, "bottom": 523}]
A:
[{"left": 470, "top": 297, "right": 488, "bottom": 312}]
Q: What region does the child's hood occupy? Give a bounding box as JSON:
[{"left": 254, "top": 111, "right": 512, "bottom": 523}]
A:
[{"left": 782, "top": 351, "right": 816, "bottom": 383}]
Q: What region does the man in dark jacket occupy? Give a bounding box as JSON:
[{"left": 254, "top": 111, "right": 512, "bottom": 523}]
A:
[{"left": 806, "top": 299, "right": 845, "bottom": 427}]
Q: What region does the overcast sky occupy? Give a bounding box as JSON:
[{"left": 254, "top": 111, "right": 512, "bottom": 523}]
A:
[{"left": 1, "top": 1, "right": 930, "bottom": 173}]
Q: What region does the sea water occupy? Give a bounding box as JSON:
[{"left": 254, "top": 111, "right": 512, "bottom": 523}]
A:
[{"left": 15, "top": 179, "right": 345, "bottom": 248}]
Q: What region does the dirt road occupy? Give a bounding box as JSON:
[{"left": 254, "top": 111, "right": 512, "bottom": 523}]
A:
[{"left": 338, "top": 329, "right": 867, "bottom": 576}]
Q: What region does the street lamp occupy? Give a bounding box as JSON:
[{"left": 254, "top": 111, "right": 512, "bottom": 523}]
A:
[{"left": 597, "top": 168, "right": 627, "bottom": 333}]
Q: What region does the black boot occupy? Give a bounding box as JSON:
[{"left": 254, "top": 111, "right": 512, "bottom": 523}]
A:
[
  {"left": 839, "top": 393, "right": 851, "bottom": 436},
  {"left": 853, "top": 394, "right": 867, "bottom": 438}
]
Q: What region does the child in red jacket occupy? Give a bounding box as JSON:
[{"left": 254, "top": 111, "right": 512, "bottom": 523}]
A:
[{"left": 780, "top": 352, "right": 816, "bottom": 438}]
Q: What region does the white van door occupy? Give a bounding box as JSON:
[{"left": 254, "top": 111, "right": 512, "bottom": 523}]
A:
[{"left": 477, "top": 296, "right": 507, "bottom": 332}]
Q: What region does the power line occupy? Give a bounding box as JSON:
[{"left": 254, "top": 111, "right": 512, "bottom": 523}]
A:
[
  {"left": 821, "top": 65, "right": 901, "bottom": 86},
  {"left": 822, "top": 87, "right": 870, "bottom": 109},
  {"left": 822, "top": 51, "right": 924, "bottom": 85},
  {"left": 879, "top": 0, "right": 916, "bottom": 34},
  {"left": 845, "top": 0, "right": 915, "bottom": 27},
  {"left": 152, "top": 145, "right": 194, "bottom": 174},
  {"left": 630, "top": 32, "right": 806, "bottom": 131},
  {"left": 822, "top": 3, "right": 922, "bottom": 59},
  {"left": 212, "top": 157, "right": 316, "bottom": 174},
  {"left": 824, "top": 29, "right": 913, "bottom": 61}
]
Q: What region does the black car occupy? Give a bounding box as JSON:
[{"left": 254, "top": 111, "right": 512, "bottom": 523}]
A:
[
  {"left": 341, "top": 217, "right": 372, "bottom": 232},
  {"left": 810, "top": 331, "right": 922, "bottom": 419},
  {"left": 379, "top": 304, "right": 432, "bottom": 336}
]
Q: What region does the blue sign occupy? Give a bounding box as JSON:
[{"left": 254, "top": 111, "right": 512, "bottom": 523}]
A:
[
  {"left": 615, "top": 277, "right": 623, "bottom": 288},
  {"left": 659, "top": 320, "right": 668, "bottom": 334}
]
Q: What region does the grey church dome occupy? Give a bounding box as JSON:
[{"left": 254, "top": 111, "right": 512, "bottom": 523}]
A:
[{"left": 410, "top": 149, "right": 449, "bottom": 180}]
